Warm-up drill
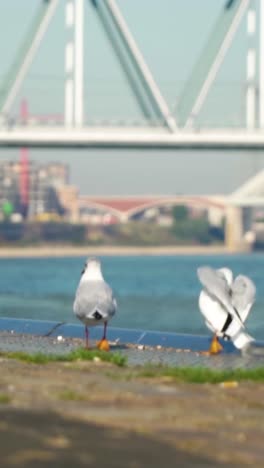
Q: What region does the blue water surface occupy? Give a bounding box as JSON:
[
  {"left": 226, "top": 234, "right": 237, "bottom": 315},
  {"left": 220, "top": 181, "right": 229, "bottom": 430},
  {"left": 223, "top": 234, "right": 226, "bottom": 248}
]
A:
[{"left": 0, "top": 254, "right": 263, "bottom": 339}]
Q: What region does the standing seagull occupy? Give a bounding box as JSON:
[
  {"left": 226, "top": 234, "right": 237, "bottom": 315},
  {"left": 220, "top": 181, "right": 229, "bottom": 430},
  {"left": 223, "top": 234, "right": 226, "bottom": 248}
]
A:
[
  {"left": 197, "top": 266, "right": 256, "bottom": 354},
  {"left": 73, "top": 257, "right": 117, "bottom": 350}
]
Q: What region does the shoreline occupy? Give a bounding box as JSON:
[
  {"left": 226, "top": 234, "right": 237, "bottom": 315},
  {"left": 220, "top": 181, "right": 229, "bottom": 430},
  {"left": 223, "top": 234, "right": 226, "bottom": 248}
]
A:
[{"left": 0, "top": 244, "right": 240, "bottom": 258}]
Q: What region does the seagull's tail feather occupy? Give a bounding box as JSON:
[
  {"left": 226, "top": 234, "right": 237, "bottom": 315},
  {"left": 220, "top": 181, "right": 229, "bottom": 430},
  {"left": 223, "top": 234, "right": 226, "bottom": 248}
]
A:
[
  {"left": 87, "top": 307, "right": 109, "bottom": 321},
  {"left": 233, "top": 330, "right": 255, "bottom": 351}
]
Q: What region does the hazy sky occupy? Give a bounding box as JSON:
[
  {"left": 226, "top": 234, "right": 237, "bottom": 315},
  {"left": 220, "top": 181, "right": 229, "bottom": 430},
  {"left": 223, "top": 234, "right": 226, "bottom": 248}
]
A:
[{"left": 0, "top": 0, "right": 263, "bottom": 195}]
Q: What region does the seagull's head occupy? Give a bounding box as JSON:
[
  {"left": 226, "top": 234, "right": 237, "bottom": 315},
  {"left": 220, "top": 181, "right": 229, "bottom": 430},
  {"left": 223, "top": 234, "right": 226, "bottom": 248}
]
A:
[
  {"left": 81, "top": 257, "right": 103, "bottom": 281},
  {"left": 217, "top": 267, "right": 233, "bottom": 287}
]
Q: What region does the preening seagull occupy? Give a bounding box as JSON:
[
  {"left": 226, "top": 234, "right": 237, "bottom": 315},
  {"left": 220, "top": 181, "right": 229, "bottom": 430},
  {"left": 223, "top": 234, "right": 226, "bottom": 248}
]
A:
[
  {"left": 197, "top": 266, "right": 256, "bottom": 354},
  {"left": 73, "top": 257, "right": 117, "bottom": 350}
]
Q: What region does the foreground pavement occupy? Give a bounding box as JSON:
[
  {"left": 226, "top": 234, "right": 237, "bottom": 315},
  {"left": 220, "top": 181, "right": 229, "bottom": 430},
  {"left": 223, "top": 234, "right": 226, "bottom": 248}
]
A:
[
  {"left": 0, "top": 357, "right": 263, "bottom": 467},
  {"left": 0, "top": 319, "right": 263, "bottom": 466}
]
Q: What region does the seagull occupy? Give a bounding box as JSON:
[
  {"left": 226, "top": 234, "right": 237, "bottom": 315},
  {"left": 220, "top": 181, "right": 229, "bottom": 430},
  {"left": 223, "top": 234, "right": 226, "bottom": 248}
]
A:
[
  {"left": 197, "top": 266, "right": 256, "bottom": 354},
  {"left": 73, "top": 257, "right": 117, "bottom": 350}
]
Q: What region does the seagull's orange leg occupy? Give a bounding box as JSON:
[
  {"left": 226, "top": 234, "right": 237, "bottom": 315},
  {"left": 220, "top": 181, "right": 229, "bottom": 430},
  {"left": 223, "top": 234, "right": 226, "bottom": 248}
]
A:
[
  {"left": 209, "top": 334, "right": 223, "bottom": 355},
  {"left": 97, "top": 323, "right": 110, "bottom": 351}
]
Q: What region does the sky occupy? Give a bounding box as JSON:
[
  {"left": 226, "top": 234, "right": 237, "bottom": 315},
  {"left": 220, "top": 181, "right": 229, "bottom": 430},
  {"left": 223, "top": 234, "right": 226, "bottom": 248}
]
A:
[{"left": 0, "top": 0, "right": 263, "bottom": 195}]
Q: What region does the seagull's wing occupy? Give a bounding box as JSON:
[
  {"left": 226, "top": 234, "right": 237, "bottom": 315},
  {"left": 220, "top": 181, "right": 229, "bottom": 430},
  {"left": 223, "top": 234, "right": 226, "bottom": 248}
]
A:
[
  {"left": 231, "top": 275, "right": 256, "bottom": 322},
  {"left": 74, "top": 280, "right": 117, "bottom": 321},
  {"left": 197, "top": 266, "right": 230, "bottom": 298},
  {"left": 197, "top": 266, "right": 244, "bottom": 327}
]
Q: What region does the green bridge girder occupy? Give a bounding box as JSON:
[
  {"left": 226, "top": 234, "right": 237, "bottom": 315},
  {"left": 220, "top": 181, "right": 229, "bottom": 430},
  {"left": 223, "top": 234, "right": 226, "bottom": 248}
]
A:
[
  {"left": 176, "top": 0, "right": 243, "bottom": 127},
  {"left": 0, "top": 1, "right": 50, "bottom": 112}
]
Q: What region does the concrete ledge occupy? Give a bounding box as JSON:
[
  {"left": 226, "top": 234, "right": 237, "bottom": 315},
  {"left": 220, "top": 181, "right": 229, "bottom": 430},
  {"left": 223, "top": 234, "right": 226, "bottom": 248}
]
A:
[{"left": 0, "top": 317, "right": 238, "bottom": 353}]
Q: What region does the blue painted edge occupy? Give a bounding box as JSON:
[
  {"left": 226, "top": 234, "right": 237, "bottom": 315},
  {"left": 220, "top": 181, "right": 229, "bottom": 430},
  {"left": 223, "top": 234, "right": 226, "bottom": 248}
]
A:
[{"left": 0, "top": 316, "right": 260, "bottom": 354}]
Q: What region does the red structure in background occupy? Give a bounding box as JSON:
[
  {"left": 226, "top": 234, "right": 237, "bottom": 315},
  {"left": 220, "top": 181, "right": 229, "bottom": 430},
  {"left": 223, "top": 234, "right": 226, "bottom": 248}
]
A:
[{"left": 19, "top": 100, "right": 29, "bottom": 214}]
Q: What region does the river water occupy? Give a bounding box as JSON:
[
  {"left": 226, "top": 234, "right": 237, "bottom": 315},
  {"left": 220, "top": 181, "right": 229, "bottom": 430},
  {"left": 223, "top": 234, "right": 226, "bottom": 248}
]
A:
[{"left": 0, "top": 254, "right": 263, "bottom": 340}]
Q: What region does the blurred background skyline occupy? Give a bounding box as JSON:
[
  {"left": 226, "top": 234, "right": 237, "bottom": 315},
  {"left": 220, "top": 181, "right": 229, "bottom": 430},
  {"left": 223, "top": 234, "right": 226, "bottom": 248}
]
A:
[{"left": 0, "top": 0, "right": 263, "bottom": 196}]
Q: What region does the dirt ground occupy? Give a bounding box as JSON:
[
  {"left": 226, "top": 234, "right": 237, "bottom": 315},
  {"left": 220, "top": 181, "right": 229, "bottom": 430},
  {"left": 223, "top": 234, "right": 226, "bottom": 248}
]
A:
[{"left": 0, "top": 358, "right": 263, "bottom": 467}]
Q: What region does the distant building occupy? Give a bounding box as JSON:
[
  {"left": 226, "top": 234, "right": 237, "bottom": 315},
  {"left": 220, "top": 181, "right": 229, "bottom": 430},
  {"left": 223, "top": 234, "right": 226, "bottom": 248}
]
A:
[
  {"left": 0, "top": 161, "right": 21, "bottom": 215},
  {"left": 0, "top": 159, "right": 73, "bottom": 221}
]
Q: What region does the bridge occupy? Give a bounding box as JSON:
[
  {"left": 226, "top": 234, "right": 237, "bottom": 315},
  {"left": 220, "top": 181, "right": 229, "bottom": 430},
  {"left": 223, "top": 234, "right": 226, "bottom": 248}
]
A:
[
  {"left": 79, "top": 194, "right": 226, "bottom": 221},
  {"left": 0, "top": 0, "right": 264, "bottom": 149},
  {"left": 79, "top": 171, "right": 264, "bottom": 252},
  {"left": 2, "top": 127, "right": 264, "bottom": 150}
]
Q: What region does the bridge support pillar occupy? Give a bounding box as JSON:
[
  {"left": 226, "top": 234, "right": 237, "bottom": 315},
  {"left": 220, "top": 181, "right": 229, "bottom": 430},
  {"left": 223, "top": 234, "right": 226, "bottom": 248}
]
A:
[{"left": 225, "top": 206, "right": 252, "bottom": 252}]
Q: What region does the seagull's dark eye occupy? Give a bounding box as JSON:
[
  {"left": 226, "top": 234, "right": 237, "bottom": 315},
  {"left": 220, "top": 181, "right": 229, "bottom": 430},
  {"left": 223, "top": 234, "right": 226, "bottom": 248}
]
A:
[{"left": 81, "top": 268, "right": 85, "bottom": 276}]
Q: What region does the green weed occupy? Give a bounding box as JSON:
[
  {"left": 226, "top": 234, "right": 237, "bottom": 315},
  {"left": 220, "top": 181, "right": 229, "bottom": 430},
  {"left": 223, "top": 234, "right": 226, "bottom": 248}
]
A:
[{"left": 0, "top": 348, "right": 126, "bottom": 367}]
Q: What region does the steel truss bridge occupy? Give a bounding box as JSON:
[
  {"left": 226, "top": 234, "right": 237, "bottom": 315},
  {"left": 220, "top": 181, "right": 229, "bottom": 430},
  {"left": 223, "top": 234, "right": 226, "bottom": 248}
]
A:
[{"left": 1, "top": 0, "right": 264, "bottom": 149}]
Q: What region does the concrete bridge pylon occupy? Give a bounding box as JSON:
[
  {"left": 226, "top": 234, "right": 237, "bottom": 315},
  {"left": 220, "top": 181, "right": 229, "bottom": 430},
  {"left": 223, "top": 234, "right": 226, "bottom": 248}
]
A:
[{"left": 225, "top": 206, "right": 246, "bottom": 252}]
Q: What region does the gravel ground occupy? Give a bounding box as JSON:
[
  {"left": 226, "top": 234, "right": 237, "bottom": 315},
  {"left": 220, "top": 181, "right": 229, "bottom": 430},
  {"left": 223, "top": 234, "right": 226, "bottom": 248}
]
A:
[{"left": 0, "top": 331, "right": 263, "bottom": 370}]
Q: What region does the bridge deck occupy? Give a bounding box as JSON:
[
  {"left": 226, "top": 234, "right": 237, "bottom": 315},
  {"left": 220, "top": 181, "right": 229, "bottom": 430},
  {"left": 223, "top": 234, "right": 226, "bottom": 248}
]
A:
[{"left": 1, "top": 126, "right": 264, "bottom": 149}]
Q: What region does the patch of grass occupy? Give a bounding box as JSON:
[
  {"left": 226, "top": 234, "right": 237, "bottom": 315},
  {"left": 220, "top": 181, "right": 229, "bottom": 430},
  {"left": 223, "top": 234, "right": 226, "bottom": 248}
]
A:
[
  {"left": 0, "top": 393, "right": 11, "bottom": 404},
  {"left": 137, "top": 365, "right": 264, "bottom": 384},
  {"left": 0, "top": 351, "right": 54, "bottom": 364},
  {"left": 2, "top": 347, "right": 264, "bottom": 384},
  {"left": 74, "top": 364, "right": 264, "bottom": 385},
  {"left": 0, "top": 348, "right": 126, "bottom": 367},
  {"left": 68, "top": 348, "right": 127, "bottom": 367},
  {"left": 58, "top": 389, "right": 85, "bottom": 401}
]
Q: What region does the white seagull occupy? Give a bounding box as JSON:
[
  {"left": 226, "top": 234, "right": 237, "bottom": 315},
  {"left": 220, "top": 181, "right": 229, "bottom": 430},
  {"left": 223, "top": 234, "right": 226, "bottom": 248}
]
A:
[
  {"left": 197, "top": 266, "right": 256, "bottom": 354},
  {"left": 73, "top": 257, "right": 117, "bottom": 350}
]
